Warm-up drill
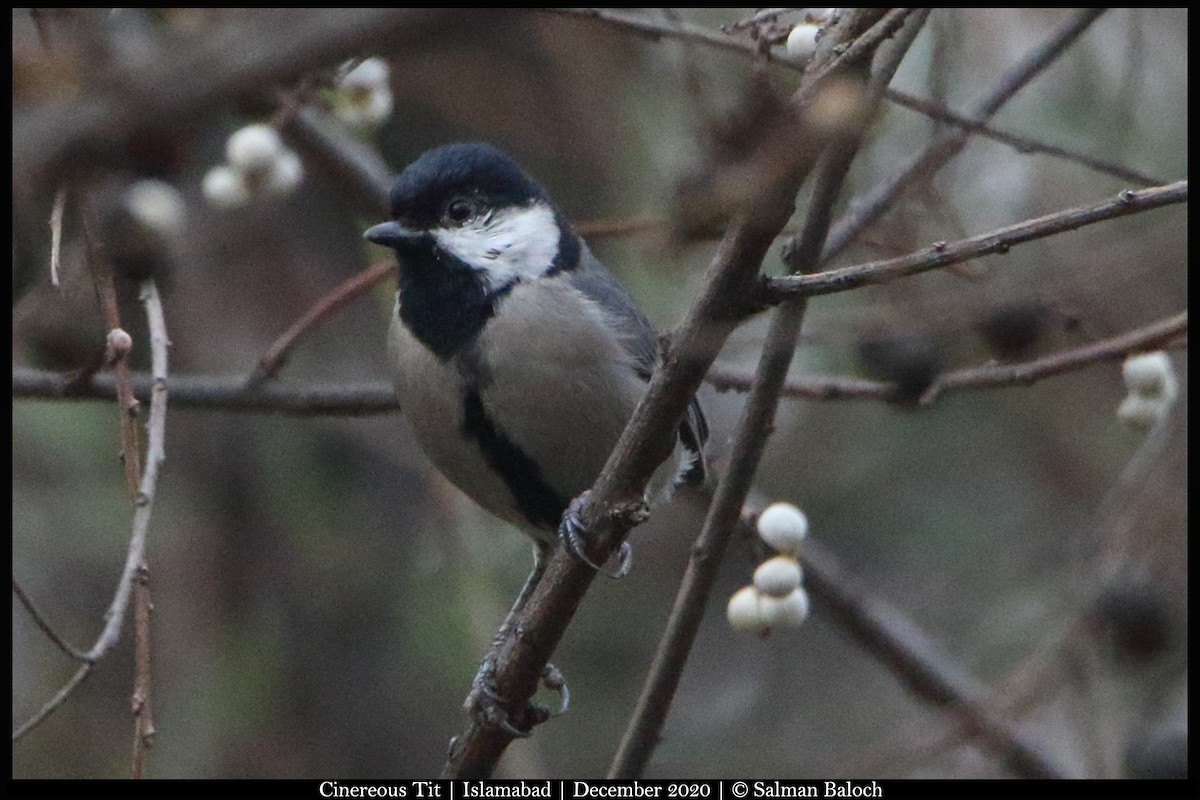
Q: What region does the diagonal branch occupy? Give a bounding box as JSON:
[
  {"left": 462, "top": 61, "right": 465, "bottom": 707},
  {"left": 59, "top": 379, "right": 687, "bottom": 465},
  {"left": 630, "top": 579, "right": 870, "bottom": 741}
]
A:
[
  {"left": 815, "top": 7, "right": 1107, "bottom": 263},
  {"left": 920, "top": 312, "right": 1187, "bottom": 404},
  {"left": 882, "top": 89, "right": 1167, "bottom": 187},
  {"left": 547, "top": 9, "right": 1146, "bottom": 190},
  {"left": 246, "top": 261, "right": 393, "bottom": 388},
  {"left": 11, "top": 578, "right": 89, "bottom": 662},
  {"left": 440, "top": 9, "right": 897, "bottom": 779},
  {"left": 706, "top": 311, "right": 1187, "bottom": 404},
  {"left": 13, "top": 9, "right": 479, "bottom": 187},
  {"left": 610, "top": 9, "right": 927, "bottom": 778},
  {"left": 801, "top": 538, "right": 1064, "bottom": 778},
  {"left": 764, "top": 181, "right": 1188, "bottom": 303}
]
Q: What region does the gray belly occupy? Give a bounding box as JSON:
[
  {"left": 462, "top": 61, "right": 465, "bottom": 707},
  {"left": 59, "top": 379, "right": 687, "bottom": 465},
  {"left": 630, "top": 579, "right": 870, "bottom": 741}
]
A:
[{"left": 388, "top": 280, "right": 682, "bottom": 539}]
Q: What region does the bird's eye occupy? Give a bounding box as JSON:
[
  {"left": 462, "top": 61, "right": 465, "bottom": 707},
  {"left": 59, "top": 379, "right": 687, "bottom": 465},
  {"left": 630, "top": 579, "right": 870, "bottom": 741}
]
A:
[{"left": 445, "top": 199, "right": 475, "bottom": 224}]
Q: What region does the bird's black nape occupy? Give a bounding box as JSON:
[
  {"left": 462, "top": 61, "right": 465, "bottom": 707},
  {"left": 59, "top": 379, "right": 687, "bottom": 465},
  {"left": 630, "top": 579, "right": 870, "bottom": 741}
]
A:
[{"left": 388, "top": 142, "right": 548, "bottom": 227}]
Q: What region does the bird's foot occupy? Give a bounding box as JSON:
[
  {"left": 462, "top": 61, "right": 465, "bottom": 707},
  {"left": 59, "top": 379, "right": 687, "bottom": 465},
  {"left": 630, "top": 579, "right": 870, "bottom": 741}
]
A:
[
  {"left": 464, "top": 660, "right": 568, "bottom": 736},
  {"left": 559, "top": 491, "right": 633, "bottom": 579}
]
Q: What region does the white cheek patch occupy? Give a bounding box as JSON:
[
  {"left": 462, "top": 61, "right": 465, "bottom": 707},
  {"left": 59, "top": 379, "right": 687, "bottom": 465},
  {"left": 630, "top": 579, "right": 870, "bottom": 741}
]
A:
[{"left": 433, "top": 203, "right": 560, "bottom": 289}]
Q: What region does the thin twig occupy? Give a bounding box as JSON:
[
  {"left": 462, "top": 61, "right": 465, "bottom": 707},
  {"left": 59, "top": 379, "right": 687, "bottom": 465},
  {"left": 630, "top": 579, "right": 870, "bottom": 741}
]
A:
[
  {"left": 81, "top": 203, "right": 142, "bottom": 495},
  {"left": 546, "top": 9, "right": 1138, "bottom": 192},
  {"left": 766, "top": 181, "right": 1188, "bottom": 303},
  {"left": 129, "top": 280, "right": 168, "bottom": 776},
  {"left": 49, "top": 186, "right": 67, "bottom": 287},
  {"left": 545, "top": 7, "right": 780, "bottom": 62},
  {"left": 131, "top": 564, "right": 154, "bottom": 776},
  {"left": 246, "top": 261, "right": 393, "bottom": 388},
  {"left": 610, "top": 9, "right": 925, "bottom": 779},
  {"left": 14, "top": 9, "right": 479, "bottom": 186},
  {"left": 11, "top": 578, "right": 89, "bottom": 662},
  {"left": 921, "top": 312, "right": 1187, "bottom": 403},
  {"left": 576, "top": 215, "right": 667, "bottom": 239},
  {"left": 883, "top": 89, "right": 1166, "bottom": 187},
  {"left": 12, "top": 664, "right": 94, "bottom": 741},
  {"left": 725, "top": 8, "right": 797, "bottom": 33},
  {"left": 817, "top": 7, "right": 1108, "bottom": 263},
  {"left": 13, "top": 262, "right": 170, "bottom": 763},
  {"left": 801, "top": 538, "right": 1064, "bottom": 778},
  {"left": 707, "top": 312, "right": 1187, "bottom": 403},
  {"left": 709, "top": 370, "right": 894, "bottom": 401},
  {"left": 13, "top": 367, "right": 401, "bottom": 414},
  {"left": 278, "top": 102, "right": 392, "bottom": 218},
  {"left": 14, "top": 318, "right": 1185, "bottom": 415},
  {"left": 83, "top": 198, "right": 151, "bottom": 776}
]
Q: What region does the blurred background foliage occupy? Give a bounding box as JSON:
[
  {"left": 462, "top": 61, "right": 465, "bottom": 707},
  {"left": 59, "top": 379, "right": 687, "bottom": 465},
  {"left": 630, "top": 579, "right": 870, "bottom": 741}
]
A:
[{"left": 12, "top": 8, "right": 1187, "bottom": 779}]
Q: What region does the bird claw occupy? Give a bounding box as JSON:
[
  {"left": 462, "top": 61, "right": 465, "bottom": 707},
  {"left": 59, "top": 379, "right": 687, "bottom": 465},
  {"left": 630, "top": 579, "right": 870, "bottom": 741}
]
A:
[
  {"left": 464, "top": 660, "right": 568, "bottom": 736},
  {"left": 542, "top": 663, "right": 570, "bottom": 717},
  {"left": 559, "top": 492, "right": 633, "bottom": 579}
]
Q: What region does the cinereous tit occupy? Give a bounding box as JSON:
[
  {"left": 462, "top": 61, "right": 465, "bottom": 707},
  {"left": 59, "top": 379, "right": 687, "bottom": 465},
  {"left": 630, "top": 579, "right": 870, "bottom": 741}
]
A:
[{"left": 365, "top": 142, "right": 707, "bottom": 730}]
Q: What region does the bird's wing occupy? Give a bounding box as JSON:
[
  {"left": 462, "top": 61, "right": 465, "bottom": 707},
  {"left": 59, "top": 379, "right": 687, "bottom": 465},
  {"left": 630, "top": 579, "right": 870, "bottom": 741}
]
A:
[{"left": 565, "top": 246, "right": 708, "bottom": 485}]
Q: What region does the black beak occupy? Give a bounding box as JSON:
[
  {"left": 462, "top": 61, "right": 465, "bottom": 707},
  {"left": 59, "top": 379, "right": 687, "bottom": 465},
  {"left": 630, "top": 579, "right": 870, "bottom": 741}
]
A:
[{"left": 363, "top": 221, "right": 425, "bottom": 249}]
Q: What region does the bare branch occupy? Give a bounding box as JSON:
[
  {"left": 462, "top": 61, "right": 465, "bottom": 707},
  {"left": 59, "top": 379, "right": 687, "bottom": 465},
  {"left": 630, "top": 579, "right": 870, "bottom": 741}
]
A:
[
  {"left": 575, "top": 215, "right": 666, "bottom": 240},
  {"left": 13, "top": 9, "right": 479, "bottom": 187},
  {"left": 81, "top": 202, "right": 142, "bottom": 495},
  {"left": 12, "top": 272, "right": 171, "bottom": 750},
  {"left": 766, "top": 181, "right": 1188, "bottom": 302},
  {"left": 707, "top": 312, "right": 1187, "bottom": 404},
  {"left": 921, "top": 312, "right": 1187, "bottom": 404},
  {"left": 278, "top": 102, "right": 392, "bottom": 218},
  {"left": 130, "top": 280, "right": 168, "bottom": 775},
  {"left": 547, "top": 9, "right": 1137, "bottom": 191},
  {"left": 15, "top": 311, "right": 1186, "bottom": 417},
  {"left": 12, "top": 368, "right": 402, "bottom": 415},
  {"left": 544, "top": 7, "right": 777, "bottom": 62},
  {"left": 11, "top": 664, "right": 94, "bottom": 742},
  {"left": 709, "top": 370, "right": 894, "bottom": 401},
  {"left": 49, "top": 186, "right": 67, "bottom": 287},
  {"left": 11, "top": 578, "right": 89, "bottom": 662},
  {"left": 817, "top": 8, "right": 1107, "bottom": 263},
  {"left": 610, "top": 9, "right": 927, "bottom": 779},
  {"left": 801, "top": 538, "right": 1065, "bottom": 778},
  {"left": 246, "top": 261, "right": 393, "bottom": 388},
  {"left": 882, "top": 89, "right": 1167, "bottom": 187}
]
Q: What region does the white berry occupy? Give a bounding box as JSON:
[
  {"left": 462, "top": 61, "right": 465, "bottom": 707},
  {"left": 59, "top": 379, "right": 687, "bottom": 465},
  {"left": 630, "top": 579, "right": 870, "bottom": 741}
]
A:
[
  {"left": 726, "top": 586, "right": 767, "bottom": 632},
  {"left": 753, "top": 555, "right": 803, "bottom": 598},
  {"left": 1117, "top": 393, "right": 1167, "bottom": 430},
  {"left": 264, "top": 149, "right": 304, "bottom": 195},
  {"left": 759, "top": 588, "right": 811, "bottom": 628},
  {"left": 756, "top": 502, "right": 809, "bottom": 554},
  {"left": 785, "top": 23, "right": 821, "bottom": 61},
  {"left": 226, "top": 124, "right": 283, "bottom": 172},
  {"left": 1122, "top": 351, "right": 1176, "bottom": 400},
  {"left": 124, "top": 179, "right": 186, "bottom": 236},
  {"left": 202, "top": 165, "right": 250, "bottom": 209},
  {"left": 338, "top": 57, "right": 390, "bottom": 92},
  {"left": 335, "top": 86, "right": 394, "bottom": 129}
]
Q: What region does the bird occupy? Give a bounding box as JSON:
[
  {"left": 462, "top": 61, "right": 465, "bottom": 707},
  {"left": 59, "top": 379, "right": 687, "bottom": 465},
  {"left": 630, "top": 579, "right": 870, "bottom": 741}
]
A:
[{"left": 364, "top": 142, "right": 708, "bottom": 732}]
